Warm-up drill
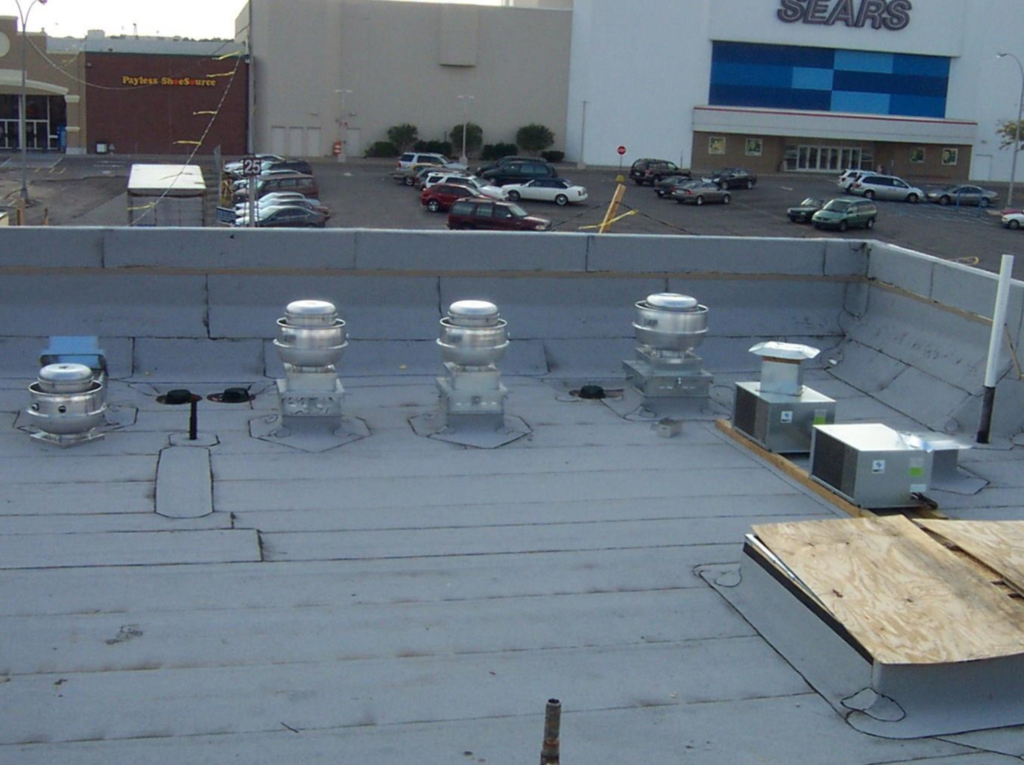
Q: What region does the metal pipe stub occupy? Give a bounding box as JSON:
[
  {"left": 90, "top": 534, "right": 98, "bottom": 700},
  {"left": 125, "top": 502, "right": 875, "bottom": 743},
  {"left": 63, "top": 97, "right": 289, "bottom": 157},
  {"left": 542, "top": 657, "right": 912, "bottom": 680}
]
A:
[{"left": 540, "top": 698, "right": 561, "bottom": 765}]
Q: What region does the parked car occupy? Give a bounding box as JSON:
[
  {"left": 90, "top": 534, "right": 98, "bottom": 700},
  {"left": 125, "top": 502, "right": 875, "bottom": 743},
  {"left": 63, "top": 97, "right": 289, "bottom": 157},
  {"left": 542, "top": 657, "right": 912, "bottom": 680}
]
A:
[
  {"left": 848, "top": 174, "right": 923, "bottom": 202},
  {"left": 396, "top": 152, "right": 466, "bottom": 172},
  {"left": 263, "top": 159, "right": 314, "bottom": 176},
  {"left": 238, "top": 205, "right": 328, "bottom": 228},
  {"left": 502, "top": 178, "right": 588, "bottom": 205},
  {"left": 443, "top": 176, "right": 506, "bottom": 200},
  {"left": 655, "top": 175, "right": 697, "bottom": 198},
  {"left": 421, "top": 183, "right": 475, "bottom": 213},
  {"left": 480, "top": 160, "right": 558, "bottom": 186},
  {"left": 422, "top": 171, "right": 475, "bottom": 190},
  {"left": 447, "top": 198, "right": 552, "bottom": 231},
  {"left": 234, "top": 196, "right": 330, "bottom": 219},
  {"left": 392, "top": 163, "right": 440, "bottom": 187},
  {"left": 1001, "top": 211, "right": 1024, "bottom": 229},
  {"left": 232, "top": 173, "right": 319, "bottom": 203},
  {"left": 787, "top": 197, "right": 826, "bottom": 223},
  {"left": 629, "top": 158, "right": 679, "bottom": 186},
  {"left": 629, "top": 159, "right": 688, "bottom": 186},
  {"left": 233, "top": 192, "right": 324, "bottom": 214},
  {"left": 709, "top": 168, "right": 757, "bottom": 190},
  {"left": 811, "top": 197, "right": 877, "bottom": 231},
  {"left": 926, "top": 184, "right": 999, "bottom": 207},
  {"left": 837, "top": 169, "right": 871, "bottom": 192},
  {"left": 671, "top": 180, "right": 731, "bottom": 205},
  {"left": 474, "top": 155, "right": 533, "bottom": 176}
]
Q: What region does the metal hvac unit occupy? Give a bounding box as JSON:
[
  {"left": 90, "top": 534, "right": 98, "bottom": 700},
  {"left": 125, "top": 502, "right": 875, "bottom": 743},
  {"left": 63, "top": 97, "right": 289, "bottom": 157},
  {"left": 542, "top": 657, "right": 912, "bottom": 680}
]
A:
[
  {"left": 809, "top": 423, "right": 933, "bottom": 509},
  {"left": 731, "top": 341, "right": 835, "bottom": 453},
  {"left": 733, "top": 382, "right": 836, "bottom": 454}
]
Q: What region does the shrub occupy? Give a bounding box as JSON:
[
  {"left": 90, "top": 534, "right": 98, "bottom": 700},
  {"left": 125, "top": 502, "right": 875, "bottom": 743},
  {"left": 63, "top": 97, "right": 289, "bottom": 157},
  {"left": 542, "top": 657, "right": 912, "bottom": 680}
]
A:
[
  {"left": 541, "top": 150, "right": 565, "bottom": 163},
  {"left": 413, "top": 139, "right": 453, "bottom": 155},
  {"left": 481, "top": 143, "right": 518, "bottom": 161},
  {"left": 516, "top": 124, "right": 555, "bottom": 155},
  {"left": 450, "top": 122, "right": 483, "bottom": 157},
  {"left": 386, "top": 124, "right": 418, "bottom": 152},
  {"left": 365, "top": 140, "right": 398, "bottom": 158}
]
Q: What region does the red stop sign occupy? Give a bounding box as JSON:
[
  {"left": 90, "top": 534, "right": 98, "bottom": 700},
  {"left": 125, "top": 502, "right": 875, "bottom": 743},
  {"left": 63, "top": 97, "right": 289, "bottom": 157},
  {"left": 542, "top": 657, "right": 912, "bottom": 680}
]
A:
[{"left": 617, "top": 145, "right": 627, "bottom": 156}]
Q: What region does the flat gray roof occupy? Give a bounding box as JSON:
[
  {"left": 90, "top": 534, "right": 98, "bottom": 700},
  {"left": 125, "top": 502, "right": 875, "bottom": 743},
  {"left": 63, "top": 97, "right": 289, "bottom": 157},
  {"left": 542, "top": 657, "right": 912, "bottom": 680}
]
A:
[{"left": 1, "top": 228, "right": 1023, "bottom": 762}]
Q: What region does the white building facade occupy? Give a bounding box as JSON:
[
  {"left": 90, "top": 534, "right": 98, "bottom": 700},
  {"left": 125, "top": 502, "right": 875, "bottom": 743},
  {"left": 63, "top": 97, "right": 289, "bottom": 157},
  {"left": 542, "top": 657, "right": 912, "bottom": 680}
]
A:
[{"left": 567, "top": 0, "right": 1023, "bottom": 181}]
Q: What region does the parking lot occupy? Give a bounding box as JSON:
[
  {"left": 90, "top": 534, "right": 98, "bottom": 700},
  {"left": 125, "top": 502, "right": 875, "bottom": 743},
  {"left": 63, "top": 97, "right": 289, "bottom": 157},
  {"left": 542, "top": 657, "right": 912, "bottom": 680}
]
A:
[{"left": 4, "top": 154, "right": 1024, "bottom": 277}]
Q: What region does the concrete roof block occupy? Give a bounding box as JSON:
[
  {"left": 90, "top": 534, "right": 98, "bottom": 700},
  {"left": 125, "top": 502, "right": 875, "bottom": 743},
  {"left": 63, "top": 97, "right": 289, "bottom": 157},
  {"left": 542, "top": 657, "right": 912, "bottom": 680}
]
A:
[
  {"left": 828, "top": 340, "right": 908, "bottom": 394},
  {"left": 208, "top": 274, "right": 441, "bottom": 340},
  {"left": 134, "top": 339, "right": 265, "bottom": 382},
  {"left": 440, "top": 275, "right": 665, "bottom": 339},
  {"left": 670, "top": 279, "right": 847, "bottom": 337},
  {"left": 849, "top": 287, "right": 990, "bottom": 392},
  {"left": 931, "top": 263, "right": 1024, "bottom": 341},
  {"left": 587, "top": 235, "right": 829, "bottom": 275},
  {"left": 873, "top": 366, "right": 974, "bottom": 431},
  {"left": 868, "top": 243, "right": 935, "bottom": 296},
  {"left": 104, "top": 228, "right": 357, "bottom": 270},
  {"left": 0, "top": 274, "right": 208, "bottom": 338},
  {"left": 354, "top": 229, "right": 588, "bottom": 272},
  {"left": 823, "top": 239, "right": 869, "bottom": 277},
  {"left": 0, "top": 228, "right": 104, "bottom": 268}
]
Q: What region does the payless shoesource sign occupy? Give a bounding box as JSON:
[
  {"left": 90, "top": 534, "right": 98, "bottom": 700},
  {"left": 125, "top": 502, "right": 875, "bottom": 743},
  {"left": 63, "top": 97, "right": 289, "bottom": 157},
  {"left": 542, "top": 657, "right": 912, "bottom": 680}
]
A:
[
  {"left": 777, "top": 0, "right": 912, "bottom": 30},
  {"left": 121, "top": 76, "right": 218, "bottom": 87}
]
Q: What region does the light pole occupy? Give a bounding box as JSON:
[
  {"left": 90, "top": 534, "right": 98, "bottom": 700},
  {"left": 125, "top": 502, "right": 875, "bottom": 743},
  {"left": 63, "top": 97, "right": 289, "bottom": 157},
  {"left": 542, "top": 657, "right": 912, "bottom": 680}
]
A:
[
  {"left": 16, "top": 0, "right": 48, "bottom": 204},
  {"left": 998, "top": 53, "right": 1024, "bottom": 208},
  {"left": 335, "top": 88, "right": 352, "bottom": 163},
  {"left": 457, "top": 94, "right": 474, "bottom": 166}
]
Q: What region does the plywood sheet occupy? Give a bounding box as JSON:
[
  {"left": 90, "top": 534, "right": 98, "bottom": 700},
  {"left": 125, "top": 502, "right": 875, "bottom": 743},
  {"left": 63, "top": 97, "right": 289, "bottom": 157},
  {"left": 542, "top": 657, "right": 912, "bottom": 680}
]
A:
[
  {"left": 918, "top": 520, "right": 1024, "bottom": 597},
  {"left": 752, "top": 515, "right": 1024, "bottom": 665}
]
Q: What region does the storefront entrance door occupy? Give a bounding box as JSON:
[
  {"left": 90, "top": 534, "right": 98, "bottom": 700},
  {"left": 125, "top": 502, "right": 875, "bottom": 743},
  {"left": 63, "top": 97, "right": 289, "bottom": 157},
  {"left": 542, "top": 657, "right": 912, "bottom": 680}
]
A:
[{"left": 796, "top": 145, "right": 865, "bottom": 172}]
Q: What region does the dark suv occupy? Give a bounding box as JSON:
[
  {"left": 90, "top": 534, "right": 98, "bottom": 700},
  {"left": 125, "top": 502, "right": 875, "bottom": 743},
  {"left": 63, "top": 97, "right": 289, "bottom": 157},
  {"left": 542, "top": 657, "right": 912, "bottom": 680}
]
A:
[
  {"left": 480, "top": 160, "right": 558, "bottom": 186},
  {"left": 629, "top": 158, "right": 688, "bottom": 186},
  {"left": 447, "top": 198, "right": 552, "bottom": 231}
]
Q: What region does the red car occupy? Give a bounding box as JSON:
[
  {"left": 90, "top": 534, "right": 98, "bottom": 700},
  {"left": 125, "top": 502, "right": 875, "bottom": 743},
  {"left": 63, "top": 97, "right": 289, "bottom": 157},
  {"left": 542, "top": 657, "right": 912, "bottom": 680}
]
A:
[
  {"left": 421, "top": 183, "right": 474, "bottom": 213},
  {"left": 447, "top": 198, "right": 551, "bottom": 231}
]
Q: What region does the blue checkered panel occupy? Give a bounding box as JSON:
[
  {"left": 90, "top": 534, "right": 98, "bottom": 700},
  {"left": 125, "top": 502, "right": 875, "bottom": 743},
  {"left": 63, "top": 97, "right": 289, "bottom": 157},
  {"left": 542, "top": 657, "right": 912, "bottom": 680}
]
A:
[{"left": 709, "top": 42, "right": 949, "bottom": 118}]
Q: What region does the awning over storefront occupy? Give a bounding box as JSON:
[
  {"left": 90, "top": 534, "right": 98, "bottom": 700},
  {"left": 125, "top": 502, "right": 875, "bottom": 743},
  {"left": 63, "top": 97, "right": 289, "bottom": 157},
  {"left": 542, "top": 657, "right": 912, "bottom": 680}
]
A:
[
  {"left": 693, "top": 105, "right": 978, "bottom": 145},
  {"left": 0, "top": 69, "right": 69, "bottom": 96}
]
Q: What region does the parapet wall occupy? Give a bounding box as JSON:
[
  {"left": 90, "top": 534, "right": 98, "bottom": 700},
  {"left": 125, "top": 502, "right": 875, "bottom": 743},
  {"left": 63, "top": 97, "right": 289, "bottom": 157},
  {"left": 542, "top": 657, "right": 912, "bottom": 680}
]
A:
[{"left": 1, "top": 228, "right": 1021, "bottom": 436}]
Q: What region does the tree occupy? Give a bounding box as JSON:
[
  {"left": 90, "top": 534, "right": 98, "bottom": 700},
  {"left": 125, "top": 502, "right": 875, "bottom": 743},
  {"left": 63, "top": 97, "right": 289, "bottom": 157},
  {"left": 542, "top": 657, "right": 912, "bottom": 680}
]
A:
[
  {"left": 997, "top": 120, "right": 1024, "bottom": 150},
  {"left": 450, "top": 122, "right": 483, "bottom": 158},
  {"left": 516, "top": 124, "right": 555, "bottom": 155},
  {"left": 386, "top": 123, "right": 419, "bottom": 152}
]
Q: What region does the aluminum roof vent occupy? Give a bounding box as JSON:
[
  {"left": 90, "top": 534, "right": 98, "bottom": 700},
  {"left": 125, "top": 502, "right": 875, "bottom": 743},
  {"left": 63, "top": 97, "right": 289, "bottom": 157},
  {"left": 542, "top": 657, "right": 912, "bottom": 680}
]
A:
[
  {"left": 623, "top": 293, "right": 713, "bottom": 415},
  {"left": 438, "top": 300, "right": 509, "bottom": 368},
  {"left": 274, "top": 300, "right": 347, "bottom": 369},
  {"left": 633, "top": 293, "right": 708, "bottom": 353},
  {"left": 26, "top": 363, "right": 107, "bottom": 446},
  {"left": 411, "top": 299, "right": 530, "bottom": 448},
  {"left": 749, "top": 341, "right": 821, "bottom": 396}
]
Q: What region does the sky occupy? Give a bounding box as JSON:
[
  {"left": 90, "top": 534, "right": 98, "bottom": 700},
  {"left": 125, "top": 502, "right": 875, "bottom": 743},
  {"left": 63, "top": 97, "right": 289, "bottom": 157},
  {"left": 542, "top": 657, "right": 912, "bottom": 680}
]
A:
[{"left": 0, "top": 0, "right": 500, "bottom": 40}]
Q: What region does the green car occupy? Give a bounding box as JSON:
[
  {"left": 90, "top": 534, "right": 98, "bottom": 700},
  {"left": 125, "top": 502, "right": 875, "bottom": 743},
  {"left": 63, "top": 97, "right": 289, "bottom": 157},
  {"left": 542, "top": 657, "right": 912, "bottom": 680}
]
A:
[{"left": 811, "top": 197, "right": 878, "bottom": 232}]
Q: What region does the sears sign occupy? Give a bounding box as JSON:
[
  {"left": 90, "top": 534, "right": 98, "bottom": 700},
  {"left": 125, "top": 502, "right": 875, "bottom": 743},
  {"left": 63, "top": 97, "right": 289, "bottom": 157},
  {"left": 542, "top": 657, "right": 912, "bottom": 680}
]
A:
[{"left": 777, "top": 0, "right": 912, "bottom": 31}]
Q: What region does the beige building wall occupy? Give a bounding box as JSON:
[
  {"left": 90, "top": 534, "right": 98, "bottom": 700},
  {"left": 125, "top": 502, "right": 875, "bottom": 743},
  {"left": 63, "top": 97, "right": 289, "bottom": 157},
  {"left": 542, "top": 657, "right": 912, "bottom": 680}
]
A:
[{"left": 246, "top": 0, "right": 572, "bottom": 158}]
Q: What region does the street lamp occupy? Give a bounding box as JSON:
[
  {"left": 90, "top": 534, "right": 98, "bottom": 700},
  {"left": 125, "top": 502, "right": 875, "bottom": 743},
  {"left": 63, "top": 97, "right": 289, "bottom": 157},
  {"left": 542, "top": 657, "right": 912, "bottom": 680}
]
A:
[
  {"left": 16, "top": 0, "right": 48, "bottom": 204},
  {"left": 457, "top": 94, "right": 474, "bottom": 166},
  {"left": 998, "top": 53, "right": 1024, "bottom": 208},
  {"left": 334, "top": 88, "right": 352, "bottom": 163}
]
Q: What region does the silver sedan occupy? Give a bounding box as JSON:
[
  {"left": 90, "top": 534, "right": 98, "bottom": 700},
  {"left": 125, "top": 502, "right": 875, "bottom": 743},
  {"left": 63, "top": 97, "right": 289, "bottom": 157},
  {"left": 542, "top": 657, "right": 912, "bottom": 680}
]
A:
[
  {"left": 926, "top": 185, "right": 999, "bottom": 207},
  {"left": 671, "top": 181, "right": 731, "bottom": 206}
]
